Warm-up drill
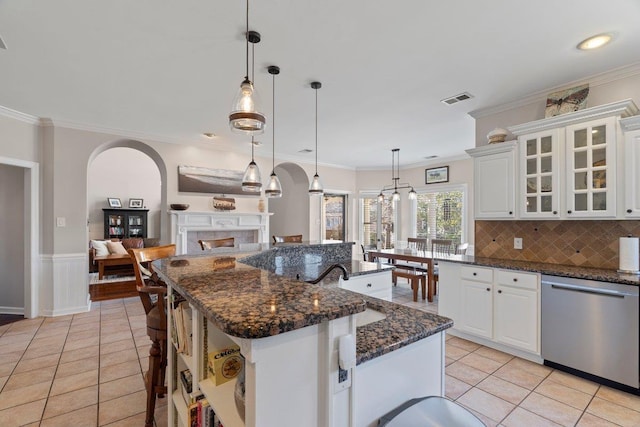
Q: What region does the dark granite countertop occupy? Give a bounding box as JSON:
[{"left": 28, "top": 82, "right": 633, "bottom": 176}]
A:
[
  {"left": 438, "top": 255, "right": 640, "bottom": 286},
  {"left": 153, "top": 247, "right": 452, "bottom": 365},
  {"left": 353, "top": 294, "right": 452, "bottom": 365}
]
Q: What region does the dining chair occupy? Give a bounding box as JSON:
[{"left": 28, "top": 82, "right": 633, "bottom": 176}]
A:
[
  {"left": 431, "top": 239, "right": 453, "bottom": 297},
  {"left": 272, "top": 234, "right": 303, "bottom": 243},
  {"left": 128, "top": 244, "right": 177, "bottom": 427},
  {"left": 407, "top": 237, "right": 428, "bottom": 251},
  {"left": 198, "top": 237, "right": 235, "bottom": 250}
]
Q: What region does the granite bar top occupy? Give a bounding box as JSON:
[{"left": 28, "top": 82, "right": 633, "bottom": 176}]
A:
[
  {"left": 439, "top": 255, "right": 640, "bottom": 286},
  {"left": 272, "top": 259, "right": 394, "bottom": 283},
  {"left": 154, "top": 253, "right": 367, "bottom": 339}
]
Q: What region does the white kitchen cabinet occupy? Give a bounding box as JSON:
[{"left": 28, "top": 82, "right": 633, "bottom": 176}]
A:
[
  {"left": 438, "top": 262, "right": 540, "bottom": 356},
  {"left": 565, "top": 117, "right": 617, "bottom": 218},
  {"left": 518, "top": 129, "right": 561, "bottom": 218},
  {"left": 494, "top": 270, "right": 539, "bottom": 353},
  {"left": 459, "top": 279, "right": 493, "bottom": 339},
  {"left": 340, "top": 270, "right": 392, "bottom": 301},
  {"left": 621, "top": 116, "right": 640, "bottom": 218},
  {"left": 507, "top": 99, "right": 638, "bottom": 220},
  {"left": 466, "top": 142, "right": 517, "bottom": 219}
]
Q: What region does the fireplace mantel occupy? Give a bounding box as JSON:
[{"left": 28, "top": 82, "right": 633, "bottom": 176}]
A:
[{"left": 169, "top": 210, "right": 271, "bottom": 254}]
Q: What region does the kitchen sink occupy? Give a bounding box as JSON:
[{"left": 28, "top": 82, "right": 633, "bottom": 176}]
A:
[{"left": 355, "top": 307, "right": 387, "bottom": 327}]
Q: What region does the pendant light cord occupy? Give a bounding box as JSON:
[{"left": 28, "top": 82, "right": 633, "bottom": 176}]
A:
[
  {"left": 315, "top": 87, "right": 318, "bottom": 175},
  {"left": 272, "top": 72, "right": 276, "bottom": 173},
  {"left": 245, "top": 0, "right": 249, "bottom": 80}
]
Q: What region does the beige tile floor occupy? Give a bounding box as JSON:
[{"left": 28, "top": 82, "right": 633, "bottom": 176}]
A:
[
  {"left": 0, "top": 297, "right": 167, "bottom": 427},
  {"left": 1, "top": 284, "right": 639, "bottom": 426},
  {"left": 393, "top": 280, "right": 640, "bottom": 426}
]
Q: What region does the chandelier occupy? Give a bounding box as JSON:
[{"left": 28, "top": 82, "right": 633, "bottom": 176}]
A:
[{"left": 377, "top": 148, "right": 416, "bottom": 202}]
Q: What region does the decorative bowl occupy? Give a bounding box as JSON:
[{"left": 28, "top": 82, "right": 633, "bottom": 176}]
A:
[
  {"left": 487, "top": 127, "right": 508, "bottom": 144},
  {"left": 170, "top": 204, "right": 189, "bottom": 211}
]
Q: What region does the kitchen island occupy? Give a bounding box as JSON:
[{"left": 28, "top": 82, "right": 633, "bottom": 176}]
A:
[{"left": 154, "top": 243, "right": 452, "bottom": 427}]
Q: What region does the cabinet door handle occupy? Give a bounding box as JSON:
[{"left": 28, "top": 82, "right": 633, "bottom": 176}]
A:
[
  {"left": 513, "top": 278, "right": 518, "bottom": 282},
  {"left": 553, "top": 211, "right": 558, "bottom": 215},
  {"left": 473, "top": 272, "right": 477, "bottom": 276},
  {"left": 367, "top": 283, "right": 372, "bottom": 287},
  {"left": 498, "top": 290, "right": 502, "bottom": 294},
  {"left": 627, "top": 209, "right": 633, "bottom": 214},
  {"left": 486, "top": 287, "right": 491, "bottom": 292},
  {"left": 567, "top": 210, "right": 572, "bottom": 214},
  {"left": 508, "top": 211, "right": 513, "bottom": 215}
]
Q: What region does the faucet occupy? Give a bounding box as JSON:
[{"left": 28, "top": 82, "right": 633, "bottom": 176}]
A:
[{"left": 301, "top": 263, "right": 349, "bottom": 284}]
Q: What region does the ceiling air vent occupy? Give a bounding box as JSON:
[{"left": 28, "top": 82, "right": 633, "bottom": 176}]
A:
[
  {"left": 441, "top": 92, "right": 474, "bottom": 105},
  {"left": 298, "top": 149, "right": 313, "bottom": 153}
]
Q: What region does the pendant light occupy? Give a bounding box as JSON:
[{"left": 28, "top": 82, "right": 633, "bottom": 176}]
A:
[
  {"left": 309, "top": 81, "right": 324, "bottom": 196},
  {"left": 242, "top": 137, "right": 262, "bottom": 192},
  {"left": 229, "top": 0, "right": 265, "bottom": 135},
  {"left": 378, "top": 148, "right": 416, "bottom": 202},
  {"left": 264, "top": 65, "right": 282, "bottom": 198}
]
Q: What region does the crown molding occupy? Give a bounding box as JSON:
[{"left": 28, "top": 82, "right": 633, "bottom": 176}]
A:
[
  {"left": 620, "top": 115, "right": 640, "bottom": 132},
  {"left": 466, "top": 140, "right": 517, "bottom": 157},
  {"left": 507, "top": 99, "right": 638, "bottom": 135},
  {"left": 469, "top": 62, "right": 640, "bottom": 119},
  {"left": 0, "top": 105, "right": 40, "bottom": 124}
]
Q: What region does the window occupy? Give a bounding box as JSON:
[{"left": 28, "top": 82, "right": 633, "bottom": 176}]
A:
[
  {"left": 323, "top": 194, "right": 346, "bottom": 241},
  {"left": 415, "top": 187, "right": 465, "bottom": 245},
  {"left": 360, "top": 194, "right": 396, "bottom": 249}
]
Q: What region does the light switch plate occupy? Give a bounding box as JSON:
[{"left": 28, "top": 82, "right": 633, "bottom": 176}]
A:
[
  {"left": 514, "top": 237, "right": 523, "bottom": 250},
  {"left": 56, "top": 217, "right": 66, "bottom": 227}
]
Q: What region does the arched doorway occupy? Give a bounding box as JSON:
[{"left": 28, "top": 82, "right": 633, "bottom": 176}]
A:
[
  {"left": 268, "top": 162, "right": 311, "bottom": 240},
  {"left": 87, "top": 139, "right": 168, "bottom": 244}
]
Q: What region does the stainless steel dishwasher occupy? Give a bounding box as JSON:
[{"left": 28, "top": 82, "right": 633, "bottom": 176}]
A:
[{"left": 541, "top": 274, "right": 639, "bottom": 392}]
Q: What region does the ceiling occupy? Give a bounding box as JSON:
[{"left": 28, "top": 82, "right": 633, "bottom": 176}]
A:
[{"left": 1, "top": 0, "right": 640, "bottom": 169}]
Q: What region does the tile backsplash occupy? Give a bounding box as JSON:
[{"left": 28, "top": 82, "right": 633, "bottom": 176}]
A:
[{"left": 475, "top": 220, "right": 640, "bottom": 269}]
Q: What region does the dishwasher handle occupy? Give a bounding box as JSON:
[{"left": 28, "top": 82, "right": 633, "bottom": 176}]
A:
[{"left": 543, "top": 281, "right": 628, "bottom": 298}]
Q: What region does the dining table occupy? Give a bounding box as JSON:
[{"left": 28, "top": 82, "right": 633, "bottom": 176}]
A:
[{"left": 366, "top": 248, "right": 462, "bottom": 302}]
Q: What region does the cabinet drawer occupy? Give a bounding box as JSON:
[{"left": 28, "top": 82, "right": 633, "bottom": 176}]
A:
[
  {"left": 460, "top": 265, "right": 493, "bottom": 283},
  {"left": 497, "top": 270, "right": 538, "bottom": 290},
  {"left": 340, "top": 272, "right": 391, "bottom": 296}
]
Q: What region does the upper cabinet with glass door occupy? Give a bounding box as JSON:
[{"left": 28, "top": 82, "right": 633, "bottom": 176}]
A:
[
  {"left": 565, "top": 118, "right": 616, "bottom": 217},
  {"left": 508, "top": 99, "right": 638, "bottom": 220},
  {"left": 519, "top": 129, "right": 561, "bottom": 218}
]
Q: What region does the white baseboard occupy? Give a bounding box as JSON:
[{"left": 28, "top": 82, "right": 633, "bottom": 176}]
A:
[
  {"left": 446, "top": 328, "right": 543, "bottom": 364},
  {"left": 0, "top": 306, "right": 24, "bottom": 315}
]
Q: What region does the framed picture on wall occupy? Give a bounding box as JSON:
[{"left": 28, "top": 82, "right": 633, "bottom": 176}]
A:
[
  {"left": 107, "top": 198, "right": 122, "bottom": 208},
  {"left": 129, "top": 198, "right": 144, "bottom": 208},
  {"left": 425, "top": 166, "right": 449, "bottom": 184}
]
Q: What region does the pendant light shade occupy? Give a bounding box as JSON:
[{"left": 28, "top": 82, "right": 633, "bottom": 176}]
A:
[
  {"left": 309, "top": 81, "right": 324, "bottom": 196},
  {"left": 242, "top": 138, "right": 262, "bottom": 192},
  {"left": 229, "top": 0, "right": 265, "bottom": 135},
  {"left": 265, "top": 65, "right": 282, "bottom": 198}
]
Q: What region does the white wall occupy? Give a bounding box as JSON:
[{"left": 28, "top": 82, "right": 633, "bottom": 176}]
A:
[
  {"left": 88, "top": 147, "right": 161, "bottom": 239},
  {"left": 0, "top": 164, "right": 25, "bottom": 313},
  {"left": 269, "top": 162, "right": 311, "bottom": 241}
]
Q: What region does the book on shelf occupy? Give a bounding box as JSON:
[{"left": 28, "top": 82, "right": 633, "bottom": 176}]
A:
[
  {"left": 171, "top": 299, "right": 193, "bottom": 355},
  {"left": 207, "top": 345, "right": 243, "bottom": 386},
  {"left": 179, "top": 369, "right": 193, "bottom": 406}
]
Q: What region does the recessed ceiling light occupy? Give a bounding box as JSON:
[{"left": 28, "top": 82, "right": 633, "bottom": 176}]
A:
[
  {"left": 202, "top": 132, "right": 216, "bottom": 138},
  {"left": 298, "top": 149, "right": 313, "bottom": 153},
  {"left": 577, "top": 33, "right": 612, "bottom": 50},
  {"left": 424, "top": 155, "right": 438, "bottom": 160},
  {"left": 252, "top": 140, "right": 262, "bottom": 146}
]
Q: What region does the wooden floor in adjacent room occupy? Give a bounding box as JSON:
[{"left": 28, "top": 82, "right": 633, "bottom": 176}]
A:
[{"left": 89, "top": 274, "right": 138, "bottom": 302}]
